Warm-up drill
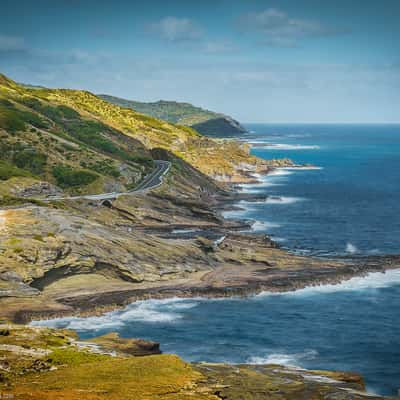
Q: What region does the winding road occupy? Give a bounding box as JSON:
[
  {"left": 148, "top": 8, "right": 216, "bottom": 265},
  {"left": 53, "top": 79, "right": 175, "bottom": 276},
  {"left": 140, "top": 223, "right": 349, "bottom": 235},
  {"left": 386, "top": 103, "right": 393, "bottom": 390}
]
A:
[{"left": 41, "top": 160, "right": 171, "bottom": 202}]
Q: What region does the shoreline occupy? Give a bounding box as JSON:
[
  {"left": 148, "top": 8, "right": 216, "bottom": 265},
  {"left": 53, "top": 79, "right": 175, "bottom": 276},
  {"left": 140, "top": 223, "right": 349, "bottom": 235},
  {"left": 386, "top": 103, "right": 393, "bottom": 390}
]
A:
[
  {"left": 2, "top": 141, "right": 399, "bottom": 400},
  {"left": 26, "top": 264, "right": 400, "bottom": 325},
  {"left": 19, "top": 156, "right": 400, "bottom": 324}
]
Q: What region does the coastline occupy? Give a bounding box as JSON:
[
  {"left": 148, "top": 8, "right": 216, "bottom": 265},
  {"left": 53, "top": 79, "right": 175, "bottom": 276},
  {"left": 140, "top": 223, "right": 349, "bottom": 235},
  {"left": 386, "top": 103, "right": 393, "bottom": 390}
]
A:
[
  {"left": 13, "top": 162, "right": 400, "bottom": 324},
  {"left": 1, "top": 142, "right": 399, "bottom": 400},
  {"left": 24, "top": 262, "right": 400, "bottom": 325}
]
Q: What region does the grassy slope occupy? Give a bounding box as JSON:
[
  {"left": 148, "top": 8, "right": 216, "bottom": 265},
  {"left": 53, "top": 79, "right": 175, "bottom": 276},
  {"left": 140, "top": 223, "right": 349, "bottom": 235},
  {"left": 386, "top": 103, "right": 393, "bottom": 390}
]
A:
[
  {"left": 0, "top": 75, "right": 154, "bottom": 194},
  {"left": 99, "top": 95, "right": 223, "bottom": 125},
  {"left": 99, "top": 94, "right": 247, "bottom": 136},
  {"left": 0, "top": 73, "right": 261, "bottom": 195}
]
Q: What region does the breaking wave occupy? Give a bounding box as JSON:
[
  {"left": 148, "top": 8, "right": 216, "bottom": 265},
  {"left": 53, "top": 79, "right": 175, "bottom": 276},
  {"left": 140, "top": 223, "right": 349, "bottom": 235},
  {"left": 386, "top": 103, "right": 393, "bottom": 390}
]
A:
[
  {"left": 257, "top": 143, "right": 320, "bottom": 150},
  {"left": 256, "top": 269, "right": 400, "bottom": 298},
  {"left": 31, "top": 298, "right": 200, "bottom": 331},
  {"left": 247, "top": 349, "right": 318, "bottom": 367},
  {"left": 265, "top": 196, "right": 304, "bottom": 205},
  {"left": 346, "top": 242, "right": 359, "bottom": 254},
  {"left": 251, "top": 220, "right": 281, "bottom": 231}
]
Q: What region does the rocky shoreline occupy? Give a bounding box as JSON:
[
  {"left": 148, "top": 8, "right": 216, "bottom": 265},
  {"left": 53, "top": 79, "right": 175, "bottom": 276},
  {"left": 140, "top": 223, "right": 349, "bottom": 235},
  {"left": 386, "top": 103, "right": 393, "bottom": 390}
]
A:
[
  {"left": 1, "top": 161, "right": 400, "bottom": 320},
  {"left": 0, "top": 72, "right": 397, "bottom": 399},
  {"left": 1, "top": 158, "right": 399, "bottom": 399},
  {"left": 5, "top": 164, "right": 400, "bottom": 324}
]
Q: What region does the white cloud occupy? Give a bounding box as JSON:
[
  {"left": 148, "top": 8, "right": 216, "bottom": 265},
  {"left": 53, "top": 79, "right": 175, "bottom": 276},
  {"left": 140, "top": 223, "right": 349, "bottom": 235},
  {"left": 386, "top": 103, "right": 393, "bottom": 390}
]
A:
[
  {"left": 0, "top": 34, "right": 26, "bottom": 51},
  {"left": 148, "top": 16, "right": 203, "bottom": 42},
  {"left": 202, "top": 40, "right": 237, "bottom": 53},
  {"left": 239, "top": 8, "right": 346, "bottom": 47}
]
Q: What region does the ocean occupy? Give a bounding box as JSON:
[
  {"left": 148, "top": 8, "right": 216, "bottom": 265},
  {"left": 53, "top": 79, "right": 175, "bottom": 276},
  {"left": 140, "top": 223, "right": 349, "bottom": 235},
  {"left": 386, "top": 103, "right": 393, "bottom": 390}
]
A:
[{"left": 33, "top": 124, "right": 400, "bottom": 396}]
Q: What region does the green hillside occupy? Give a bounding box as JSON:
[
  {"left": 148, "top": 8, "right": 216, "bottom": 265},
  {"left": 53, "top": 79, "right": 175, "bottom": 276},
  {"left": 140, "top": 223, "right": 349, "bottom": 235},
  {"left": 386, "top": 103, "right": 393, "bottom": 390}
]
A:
[
  {"left": 0, "top": 73, "right": 262, "bottom": 197},
  {"left": 99, "top": 95, "right": 247, "bottom": 137}
]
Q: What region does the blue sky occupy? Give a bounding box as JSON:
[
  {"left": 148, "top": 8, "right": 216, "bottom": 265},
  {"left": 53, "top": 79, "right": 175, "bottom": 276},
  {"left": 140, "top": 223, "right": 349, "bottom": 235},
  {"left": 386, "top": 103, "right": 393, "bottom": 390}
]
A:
[{"left": 0, "top": 0, "right": 399, "bottom": 123}]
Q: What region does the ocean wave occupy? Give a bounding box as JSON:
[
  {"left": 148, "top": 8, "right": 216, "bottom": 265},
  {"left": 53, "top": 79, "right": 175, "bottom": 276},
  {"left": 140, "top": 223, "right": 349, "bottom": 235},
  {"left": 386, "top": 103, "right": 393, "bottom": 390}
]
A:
[
  {"left": 345, "top": 242, "right": 359, "bottom": 254},
  {"left": 256, "top": 269, "right": 400, "bottom": 298},
  {"left": 251, "top": 220, "right": 281, "bottom": 231},
  {"left": 265, "top": 196, "right": 304, "bottom": 205},
  {"left": 267, "top": 169, "right": 293, "bottom": 177},
  {"left": 237, "top": 183, "right": 279, "bottom": 194},
  {"left": 273, "top": 237, "right": 287, "bottom": 242},
  {"left": 257, "top": 143, "right": 320, "bottom": 150},
  {"left": 247, "top": 349, "right": 318, "bottom": 367},
  {"left": 31, "top": 298, "right": 199, "bottom": 331},
  {"left": 281, "top": 166, "right": 323, "bottom": 171},
  {"left": 221, "top": 209, "right": 248, "bottom": 219}
]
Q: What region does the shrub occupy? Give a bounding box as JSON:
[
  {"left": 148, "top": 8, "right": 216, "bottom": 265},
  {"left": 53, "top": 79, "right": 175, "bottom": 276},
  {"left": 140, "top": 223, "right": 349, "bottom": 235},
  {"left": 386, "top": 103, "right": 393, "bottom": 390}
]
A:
[
  {"left": 56, "top": 105, "right": 79, "bottom": 119},
  {"left": 0, "top": 104, "right": 49, "bottom": 132},
  {"left": 0, "top": 160, "right": 32, "bottom": 180},
  {"left": 13, "top": 150, "right": 47, "bottom": 175},
  {"left": 21, "top": 98, "right": 79, "bottom": 122},
  {"left": 0, "top": 107, "right": 25, "bottom": 132},
  {"left": 129, "top": 155, "right": 154, "bottom": 168},
  {"left": 89, "top": 160, "right": 120, "bottom": 177},
  {"left": 0, "top": 98, "right": 14, "bottom": 108},
  {"left": 52, "top": 165, "right": 98, "bottom": 187}
]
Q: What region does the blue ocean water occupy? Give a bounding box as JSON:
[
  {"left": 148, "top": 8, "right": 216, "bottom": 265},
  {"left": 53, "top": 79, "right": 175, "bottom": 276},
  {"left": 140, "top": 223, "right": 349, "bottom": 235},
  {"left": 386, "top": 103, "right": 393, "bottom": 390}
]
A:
[
  {"left": 237, "top": 124, "right": 400, "bottom": 256},
  {"left": 34, "top": 125, "right": 400, "bottom": 396}
]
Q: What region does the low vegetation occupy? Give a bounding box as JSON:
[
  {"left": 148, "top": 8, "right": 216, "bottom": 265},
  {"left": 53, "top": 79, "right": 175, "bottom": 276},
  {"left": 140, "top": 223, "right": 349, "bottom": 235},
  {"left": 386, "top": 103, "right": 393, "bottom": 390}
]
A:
[{"left": 52, "top": 165, "right": 98, "bottom": 188}]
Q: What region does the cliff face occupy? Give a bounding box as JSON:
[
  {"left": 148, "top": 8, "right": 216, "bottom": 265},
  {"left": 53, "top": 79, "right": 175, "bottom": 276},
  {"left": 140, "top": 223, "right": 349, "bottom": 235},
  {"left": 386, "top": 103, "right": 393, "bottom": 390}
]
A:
[
  {"left": 191, "top": 116, "right": 247, "bottom": 137},
  {"left": 99, "top": 95, "right": 248, "bottom": 137}
]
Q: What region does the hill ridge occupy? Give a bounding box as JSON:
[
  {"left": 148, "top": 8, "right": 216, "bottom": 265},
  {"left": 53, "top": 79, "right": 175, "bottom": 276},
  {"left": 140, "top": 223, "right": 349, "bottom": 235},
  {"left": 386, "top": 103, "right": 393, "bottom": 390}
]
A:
[{"left": 99, "top": 94, "right": 247, "bottom": 137}]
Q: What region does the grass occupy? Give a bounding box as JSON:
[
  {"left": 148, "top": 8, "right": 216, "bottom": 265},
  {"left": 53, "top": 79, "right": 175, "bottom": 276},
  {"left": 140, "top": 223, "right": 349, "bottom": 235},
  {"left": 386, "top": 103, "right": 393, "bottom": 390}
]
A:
[
  {"left": 13, "top": 353, "right": 209, "bottom": 400},
  {"left": 0, "top": 326, "right": 212, "bottom": 400}
]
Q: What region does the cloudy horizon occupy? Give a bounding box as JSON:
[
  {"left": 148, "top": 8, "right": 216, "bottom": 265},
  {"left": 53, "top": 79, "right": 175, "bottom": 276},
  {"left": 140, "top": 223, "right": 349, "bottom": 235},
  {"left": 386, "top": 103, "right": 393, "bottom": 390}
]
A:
[{"left": 1, "top": 0, "right": 399, "bottom": 123}]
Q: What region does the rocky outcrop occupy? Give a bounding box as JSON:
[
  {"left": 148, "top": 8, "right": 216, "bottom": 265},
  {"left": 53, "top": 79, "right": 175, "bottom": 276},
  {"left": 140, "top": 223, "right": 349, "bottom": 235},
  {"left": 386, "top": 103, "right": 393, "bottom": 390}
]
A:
[
  {"left": 87, "top": 332, "right": 161, "bottom": 356},
  {"left": 11, "top": 181, "right": 62, "bottom": 198},
  {"left": 191, "top": 116, "right": 247, "bottom": 137},
  {"left": 0, "top": 325, "right": 389, "bottom": 399},
  {"left": 194, "top": 362, "right": 385, "bottom": 400}
]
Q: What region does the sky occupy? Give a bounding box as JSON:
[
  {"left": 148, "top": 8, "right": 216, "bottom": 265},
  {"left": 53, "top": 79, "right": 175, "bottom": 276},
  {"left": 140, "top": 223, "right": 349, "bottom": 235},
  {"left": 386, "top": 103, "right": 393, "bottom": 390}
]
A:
[{"left": 0, "top": 0, "right": 399, "bottom": 123}]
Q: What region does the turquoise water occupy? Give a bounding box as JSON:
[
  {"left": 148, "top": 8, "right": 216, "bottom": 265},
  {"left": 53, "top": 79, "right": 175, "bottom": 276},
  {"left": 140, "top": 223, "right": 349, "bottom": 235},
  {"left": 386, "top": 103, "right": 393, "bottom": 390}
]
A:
[{"left": 34, "top": 125, "right": 400, "bottom": 396}]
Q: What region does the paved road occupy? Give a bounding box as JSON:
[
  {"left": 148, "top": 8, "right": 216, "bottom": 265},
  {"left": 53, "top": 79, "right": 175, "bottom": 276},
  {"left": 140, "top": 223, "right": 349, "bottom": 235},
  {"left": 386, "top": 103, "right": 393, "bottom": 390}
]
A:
[{"left": 43, "top": 160, "right": 171, "bottom": 202}]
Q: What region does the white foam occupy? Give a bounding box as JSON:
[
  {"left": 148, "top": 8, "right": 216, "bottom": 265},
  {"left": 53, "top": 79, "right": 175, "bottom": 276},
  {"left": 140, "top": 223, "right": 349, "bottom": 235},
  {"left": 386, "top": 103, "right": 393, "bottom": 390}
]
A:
[
  {"left": 281, "top": 166, "right": 323, "bottom": 171},
  {"left": 268, "top": 169, "right": 293, "bottom": 177},
  {"left": 265, "top": 196, "right": 304, "bottom": 205},
  {"left": 273, "top": 237, "right": 287, "bottom": 242},
  {"left": 259, "top": 143, "right": 320, "bottom": 150},
  {"left": 251, "top": 220, "right": 281, "bottom": 231},
  {"left": 248, "top": 140, "right": 268, "bottom": 145},
  {"left": 247, "top": 349, "right": 318, "bottom": 367},
  {"left": 346, "top": 242, "right": 359, "bottom": 254},
  {"left": 256, "top": 269, "right": 400, "bottom": 298},
  {"left": 31, "top": 298, "right": 199, "bottom": 331},
  {"left": 238, "top": 179, "right": 280, "bottom": 193}
]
